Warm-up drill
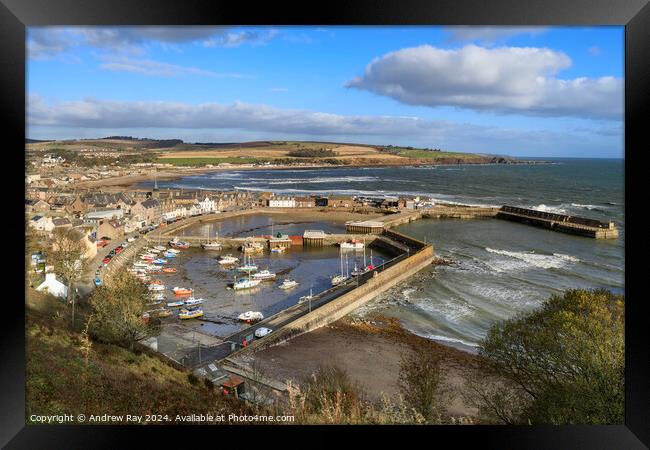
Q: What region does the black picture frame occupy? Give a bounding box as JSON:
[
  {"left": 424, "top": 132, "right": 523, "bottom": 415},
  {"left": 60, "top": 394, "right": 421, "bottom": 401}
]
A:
[{"left": 2, "top": 0, "right": 647, "bottom": 447}]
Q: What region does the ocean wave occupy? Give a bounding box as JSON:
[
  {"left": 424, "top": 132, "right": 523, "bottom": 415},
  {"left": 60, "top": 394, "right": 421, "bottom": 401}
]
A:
[
  {"left": 530, "top": 204, "right": 568, "bottom": 214},
  {"left": 485, "top": 247, "right": 580, "bottom": 271},
  {"left": 412, "top": 297, "right": 474, "bottom": 324}
]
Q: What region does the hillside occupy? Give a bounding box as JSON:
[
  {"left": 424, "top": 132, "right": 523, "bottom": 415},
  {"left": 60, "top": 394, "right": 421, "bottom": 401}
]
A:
[
  {"left": 26, "top": 139, "right": 522, "bottom": 168},
  {"left": 25, "top": 289, "right": 255, "bottom": 424}
]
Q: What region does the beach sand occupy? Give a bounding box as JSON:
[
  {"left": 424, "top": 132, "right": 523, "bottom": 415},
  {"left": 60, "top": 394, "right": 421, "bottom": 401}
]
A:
[{"left": 232, "top": 315, "right": 483, "bottom": 418}]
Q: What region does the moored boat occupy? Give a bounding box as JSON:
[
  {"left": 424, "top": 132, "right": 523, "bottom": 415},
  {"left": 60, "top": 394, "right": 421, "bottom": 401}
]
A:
[
  {"left": 179, "top": 307, "right": 204, "bottom": 320},
  {"left": 162, "top": 267, "right": 177, "bottom": 273},
  {"left": 278, "top": 279, "right": 298, "bottom": 290},
  {"left": 167, "top": 300, "right": 185, "bottom": 307},
  {"left": 218, "top": 254, "right": 239, "bottom": 265},
  {"left": 339, "top": 239, "right": 364, "bottom": 250},
  {"left": 172, "top": 286, "right": 193, "bottom": 296},
  {"left": 233, "top": 278, "right": 261, "bottom": 290},
  {"left": 183, "top": 297, "right": 203, "bottom": 306},
  {"left": 252, "top": 269, "right": 276, "bottom": 280},
  {"left": 237, "top": 311, "right": 264, "bottom": 323}
]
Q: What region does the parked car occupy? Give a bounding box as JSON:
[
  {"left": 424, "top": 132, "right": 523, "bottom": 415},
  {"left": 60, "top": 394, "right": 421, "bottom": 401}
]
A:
[
  {"left": 254, "top": 327, "right": 273, "bottom": 338},
  {"left": 94, "top": 278, "right": 102, "bottom": 286},
  {"left": 127, "top": 236, "right": 136, "bottom": 242},
  {"left": 114, "top": 247, "right": 123, "bottom": 254},
  {"left": 102, "top": 257, "right": 111, "bottom": 264}
]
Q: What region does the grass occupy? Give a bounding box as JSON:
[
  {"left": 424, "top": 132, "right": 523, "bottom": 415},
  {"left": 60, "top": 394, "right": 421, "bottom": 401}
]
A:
[
  {"left": 393, "top": 149, "right": 481, "bottom": 160},
  {"left": 25, "top": 289, "right": 255, "bottom": 424},
  {"left": 158, "top": 157, "right": 267, "bottom": 166}
]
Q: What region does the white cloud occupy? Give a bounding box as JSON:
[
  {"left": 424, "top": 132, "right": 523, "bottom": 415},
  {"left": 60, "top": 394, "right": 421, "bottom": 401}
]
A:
[
  {"left": 346, "top": 44, "right": 622, "bottom": 120},
  {"left": 27, "top": 26, "right": 279, "bottom": 59},
  {"left": 97, "top": 56, "right": 248, "bottom": 78},
  {"left": 27, "top": 95, "right": 623, "bottom": 158},
  {"left": 444, "top": 26, "right": 547, "bottom": 45},
  {"left": 270, "top": 87, "right": 289, "bottom": 92}
]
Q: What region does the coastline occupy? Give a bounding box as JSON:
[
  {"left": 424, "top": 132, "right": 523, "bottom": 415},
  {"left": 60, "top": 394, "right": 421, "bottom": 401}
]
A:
[{"left": 74, "top": 159, "right": 548, "bottom": 192}]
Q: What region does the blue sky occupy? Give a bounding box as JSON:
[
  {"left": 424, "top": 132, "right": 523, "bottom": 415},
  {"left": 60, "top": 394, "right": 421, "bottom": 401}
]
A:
[{"left": 27, "top": 26, "right": 624, "bottom": 157}]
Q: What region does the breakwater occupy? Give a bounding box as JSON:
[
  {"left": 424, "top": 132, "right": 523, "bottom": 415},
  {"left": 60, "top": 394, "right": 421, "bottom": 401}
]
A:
[{"left": 496, "top": 205, "right": 619, "bottom": 239}]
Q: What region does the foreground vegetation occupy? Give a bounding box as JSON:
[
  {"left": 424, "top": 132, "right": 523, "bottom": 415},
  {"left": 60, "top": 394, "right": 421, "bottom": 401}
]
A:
[{"left": 26, "top": 282, "right": 623, "bottom": 425}]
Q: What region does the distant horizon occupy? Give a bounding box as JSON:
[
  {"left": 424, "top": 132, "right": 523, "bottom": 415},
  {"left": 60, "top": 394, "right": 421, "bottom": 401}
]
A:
[{"left": 27, "top": 26, "right": 624, "bottom": 158}]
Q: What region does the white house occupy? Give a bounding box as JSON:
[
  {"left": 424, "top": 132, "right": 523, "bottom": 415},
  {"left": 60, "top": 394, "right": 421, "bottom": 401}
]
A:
[
  {"left": 36, "top": 273, "right": 69, "bottom": 299},
  {"left": 268, "top": 196, "right": 296, "bottom": 208},
  {"left": 197, "top": 196, "right": 215, "bottom": 214},
  {"left": 29, "top": 215, "right": 55, "bottom": 232}
]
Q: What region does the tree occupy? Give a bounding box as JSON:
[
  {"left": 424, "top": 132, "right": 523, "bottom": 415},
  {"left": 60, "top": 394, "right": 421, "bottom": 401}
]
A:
[
  {"left": 49, "top": 227, "right": 87, "bottom": 325},
  {"left": 398, "top": 347, "right": 448, "bottom": 422},
  {"left": 89, "top": 269, "right": 158, "bottom": 349},
  {"left": 466, "top": 289, "right": 624, "bottom": 425}
]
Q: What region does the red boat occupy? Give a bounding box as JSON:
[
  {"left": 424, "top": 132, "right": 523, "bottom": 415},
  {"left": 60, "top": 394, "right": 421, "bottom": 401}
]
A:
[{"left": 162, "top": 267, "right": 177, "bottom": 273}]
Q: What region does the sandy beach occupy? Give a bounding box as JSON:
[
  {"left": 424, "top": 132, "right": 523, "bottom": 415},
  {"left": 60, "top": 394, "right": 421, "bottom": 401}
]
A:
[{"left": 232, "top": 315, "right": 483, "bottom": 418}]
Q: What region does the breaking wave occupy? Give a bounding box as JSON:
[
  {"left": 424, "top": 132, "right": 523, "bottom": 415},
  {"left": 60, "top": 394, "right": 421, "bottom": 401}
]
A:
[{"left": 485, "top": 248, "right": 580, "bottom": 271}]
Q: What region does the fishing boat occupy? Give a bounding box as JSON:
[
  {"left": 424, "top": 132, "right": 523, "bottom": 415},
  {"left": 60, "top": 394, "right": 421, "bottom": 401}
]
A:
[
  {"left": 148, "top": 279, "right": 163, "bottom": 285},
  {"left": 233, "top": 277, "right": 261, "bottom": 290},
  {"left": 237, "top": 311, "right": 264, "bottom": 323},
  {"left": 148, "top": 284, "right": 165, "bottom": 291},
  {"left": 183, "top": 297, "right": 203, "bottom": 306},
  {"left": 163, "top": 251, "right": 177, "bottom": 258},
  {"left": 153, "top": 245, "right": 167, "bottom": 252},
  {"left": 162, "top": 267, "right": 177, "bottom": 273},
  {"left": 339, "top": 239, "right": 364, "bottom": 250},
  {"left": 179, "top": 307, "right": 204, "bottom": 320},
  {"left": 167, "top": 300, "right": 185, "bottom": 307},
  {"left": 172, "top": 286, "right": 193, "bottom": 296},
  {"left": 152, "top": 258, "right": 168, "bottom": 265},
  {"left": 278, "top": 279, "right": 298, "bottom": 290},
  {"left": 252, "top": 269, "right": 276, "bottom": 281},
  {"left": 218, "top": 254, "right": 239, "bottom": 265}
]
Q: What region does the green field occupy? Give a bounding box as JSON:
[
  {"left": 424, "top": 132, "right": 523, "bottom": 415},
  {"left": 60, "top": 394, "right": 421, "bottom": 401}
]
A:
[
  {"left": 394, "top": 149, "right": 480, "bottom": 160},
  {"left": 158, "top": 157, "right": 266, "bottom": 166}
]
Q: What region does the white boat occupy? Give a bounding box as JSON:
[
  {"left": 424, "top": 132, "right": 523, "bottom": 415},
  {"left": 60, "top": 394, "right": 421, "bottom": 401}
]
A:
[
  {"left": 148, "top": 284, "right": 165, "bottom": 291},
  {"left": 238, "top": 311, "right": 264, "bottom": 322},
  {"left": 299, "top": 288, "right": 314, "bottom": 303},
  {"left": 167, "top": 300, "right": 185, "bottom": 307},
  {"left": 252, "top": 269, "right": 276, "bottom": 280},
  {"left": 218, "top": 254, "right": 239, "bottom": 265},
  {"left": 340, "top": 239, "right": 364, "bottom": 250},
  {"left": 279, "top": 279, "right": 298, "bottom": 290},
  {"left": 254, "top": 327, "right": 272, "bottom": 338},
  {"left": 202, "top": 242, "right": 222, "bottom": 250},
  {"left": 201, "top": 229, "right": 222, "bottom": 250},
  {"left": 133, "top": 261, "right": 149, "bottom": 268},
  {"left": 233, "top": 278, "right": 261, "bottom": 290},
  {"left": 167, "top": 248, "right": 181, "bottom": 254},
  {"left": 270, "top": 246, "right": 286, "bottom": 253},
  {"left": 331, "top": 248, "right": 349, "bottom": 285},
  {"left": 183, "top": 297, "right": 203, "bottom": 306},
  {"left": 153, "top": 245, "right": 167, "bottom": 251}
]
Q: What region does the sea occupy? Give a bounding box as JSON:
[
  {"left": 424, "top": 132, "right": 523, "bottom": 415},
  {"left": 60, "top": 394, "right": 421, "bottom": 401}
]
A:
[{"left": 147, "top": 158, "right": 625, "bottom": 352}]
